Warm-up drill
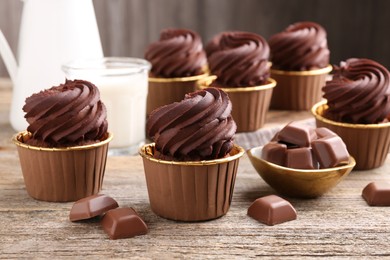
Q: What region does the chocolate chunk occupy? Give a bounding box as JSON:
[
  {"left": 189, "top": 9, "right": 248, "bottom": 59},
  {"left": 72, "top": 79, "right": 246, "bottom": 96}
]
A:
[
  {"left": 285, "top": 147, "right": 317, "bottom": 169},
  {"left": 247, "top": 195, "right": 297, "bottom": 226},
  {"left": 101, "top": 208, "right": 148, "bottom": 239},
  {"left": 312, "top": 136, "right": 349, "bottom": 168},
  {"left": 278, "top": 122, "right": 317, "bottom": 147},
  {"left": 69, "top": 194, "right": 119, "bottom": 222},
  {"left": 362, "top": 182, "right": 390, "bottom": 206},
  {"left": 315, "top": 127, "right": 337, "bottom": 138},
  {"left": 262, "top": 142, "right": 287, "bottom": 166}
]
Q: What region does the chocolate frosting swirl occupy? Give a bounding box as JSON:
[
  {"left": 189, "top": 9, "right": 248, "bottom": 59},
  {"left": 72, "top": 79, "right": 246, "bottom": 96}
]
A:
[
  {"left": 206, "top": 31, "right": 270, "bottom": 87},
  {"left": 323, "top": 58, "right": 390, "bottom": 124},
  {"left": 269, "top": 21, "right": 330, "bottom": 71},
  {"left": 23, "top": 79, "right": 108, "bottom": 147},
  {"left": 147, "top": 87, "right": 237, "bottom": 161},
  {"left": 144, "top": 28, "right": 207, "bottom": 78}
]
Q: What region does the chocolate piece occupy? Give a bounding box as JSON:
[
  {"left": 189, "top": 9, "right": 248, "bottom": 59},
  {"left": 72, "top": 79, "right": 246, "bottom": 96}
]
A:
[
  {"left": 247, "top": 195, "right": 297, "bottom": 225},
  {"left": 285, "top": 147, "right": 317, "bottom": 169},
  {"left": 362, "top": 182, "right": 390, "bottom": 206},
  {"left": 315, "top": 127, "right": 337, "bottom": 138},
  {"left": 262, "top": 142, "right": 287, "bottom": 166},
  {"left": 278, "top": 122, "right": 317, "bottom": 147},
  {"left": 312, "top": 136, "right": 349, "bottom": 168},
  {"left": 101, "top": 208, "right": 148, "bottom": 239},
  {"left": 69, "top": 194, "right": 119, "bottom": 222}
]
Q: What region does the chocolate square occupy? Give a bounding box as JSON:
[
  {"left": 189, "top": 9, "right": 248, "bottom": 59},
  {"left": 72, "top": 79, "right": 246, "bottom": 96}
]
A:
[
  {"left": 247, "top": 195, "right": 297, "bottom": 226},
  {"left": 362, "top": 182, "right": 390, "bottom": 206},
  {"left": 285, "top": 147, "right": 317, "bottom": 169},
  {"left": 262, "top": 142, "right": 287, "bottom": 166},
  {"left": 278, "top": 122, "right": 317, "bottom": 147},
  {"left": 69, "top": 194, "right": 119, "bottom": 222},
  {"left": 101, "top": 207, "right": 148, "bottom": 239},
  {"left": 312, "top": 136, "right": 349, "bottom": 168}
]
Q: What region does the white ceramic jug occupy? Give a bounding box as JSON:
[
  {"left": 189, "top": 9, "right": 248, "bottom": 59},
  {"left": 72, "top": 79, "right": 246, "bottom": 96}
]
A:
[{"left": 0, "top": 0, "right": 103, "bottom": 131}]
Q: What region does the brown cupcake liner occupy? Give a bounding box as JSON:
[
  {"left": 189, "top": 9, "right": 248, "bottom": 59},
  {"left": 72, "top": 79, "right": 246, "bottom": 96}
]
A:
[
  {"left": 312, "top": 101, "right": 390, "bottom": 170},
  {"left": 139, "top": 143, "right": 245, "bottom": 221},
  {"left": 270, "top": 65, "right": 332, "bottom": 110},
  {"left": 13, "top": 131, "right": 112, "bottom": 202},
  {"left": 197, "top": 76, "right": 276, "bottom": 133},
  {"left": 147, "top": 73, "right": 209, "bottom": 116}
]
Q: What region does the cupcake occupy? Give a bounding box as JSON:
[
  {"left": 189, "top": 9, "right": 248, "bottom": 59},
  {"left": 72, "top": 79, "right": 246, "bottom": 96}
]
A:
[
  {"left": 269, "top": 21, "right": 332, "bottom": 110},
  {"left": 144, "top": 28, "right": 208, "bottom": 116},
  {"left": 312, "top": 58, "right": 390, "bottom": 170},
  {"left": 139, "top": 87, "right": 244, "bottom": 221},
  {"left": 12, "top": 79, "right": 112, "bottom": 202},
  {"left": 200, "top": 31, "right": 276, "bottom": 132}
]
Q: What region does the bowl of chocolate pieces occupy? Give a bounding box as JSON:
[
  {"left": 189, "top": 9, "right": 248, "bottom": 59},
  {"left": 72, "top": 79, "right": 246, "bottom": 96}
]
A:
[{"left": 247, "top": 121, "right": 356, "bottom": 198}]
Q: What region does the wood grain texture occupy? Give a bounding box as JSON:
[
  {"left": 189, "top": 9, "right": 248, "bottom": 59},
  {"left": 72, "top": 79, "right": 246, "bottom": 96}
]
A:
[
  {"left": 1, "top": 79, "right": 390, "bottom": 258},
  {"left": 1, "top": 0, "right": 390, "bottom": 77}
]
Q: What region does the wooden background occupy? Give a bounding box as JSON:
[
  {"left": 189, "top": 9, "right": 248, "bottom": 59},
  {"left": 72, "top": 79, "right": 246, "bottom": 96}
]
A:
[{"left": 0, "top": 0, "right": 389, "bottom": 77}]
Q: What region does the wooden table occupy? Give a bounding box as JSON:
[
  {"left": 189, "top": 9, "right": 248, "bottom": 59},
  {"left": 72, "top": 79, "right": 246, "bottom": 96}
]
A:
[{"left": 1, "top": 78, "right": 390, "bottom": 258}]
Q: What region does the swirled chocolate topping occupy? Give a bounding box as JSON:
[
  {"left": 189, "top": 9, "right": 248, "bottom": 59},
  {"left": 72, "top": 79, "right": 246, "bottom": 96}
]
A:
[
  {"left": 206, "top": 31, "right": 270, "bottom": 87},
  {"left": 144, "top": 28, "right": 207, "bottom": 78},
  {"left": 23, "top": 79, "right": 108, "bottom": 147},
  {"left": 269, "top": 21, "right": 330, "bottom": 71},
  {"left": 323, "top": 58, "right": 390, "bottom": 124},
  {"left": 147, "top": 87, "right": 237, "bottom": 161}
]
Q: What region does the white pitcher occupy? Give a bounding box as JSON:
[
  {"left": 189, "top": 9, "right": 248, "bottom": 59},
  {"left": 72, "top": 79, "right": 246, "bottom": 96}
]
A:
[{"left": 0, "top": 0, "right": 103, "bottom": 131}]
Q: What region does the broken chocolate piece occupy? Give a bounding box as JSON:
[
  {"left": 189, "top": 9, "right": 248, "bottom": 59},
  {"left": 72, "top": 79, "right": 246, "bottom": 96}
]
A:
[
  {"left": 101, "top": 207, "right": 148, "bottom": 239},
  {"left": 262, "top": 142, "right": 287, "bottom": 166},
  {"left": 247, "top": 195, "right": 297, "bottom": 225},
  {"left": 285, "top": 147, "right": 317, "bottom": 169},
  {"left": 278, "top": 121, "right": 317, "bottom": 147},
  {"left": 362, "top": 182, "right": 390, "bottom": 206},
  {"left": 69, "top": 194, "right": 119, "bottom": 222}
]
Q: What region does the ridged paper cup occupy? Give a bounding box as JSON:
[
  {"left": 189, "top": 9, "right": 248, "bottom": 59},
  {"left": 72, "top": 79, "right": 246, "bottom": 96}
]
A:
[
  {"left": 312, "top": 101, "right": 390, "bottom": 170},
  {"left": 147, "top": 73, "right": 209, "bottom": 116},
  {"left": 270, "top": 65, "right": 332, "bottom": 110},
  {"left": 197, "top": 76, "right": 276, "bottom": 133},
  {"left": 13, "top": 131, "right": 112, "bottom": 202},
  {"left": 139, "top": 143, "right": 245, "bottom": 221}
]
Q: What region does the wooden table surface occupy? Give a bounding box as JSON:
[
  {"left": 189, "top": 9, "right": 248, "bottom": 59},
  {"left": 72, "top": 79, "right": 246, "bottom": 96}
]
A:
[{"left": 1, "top": 78, "right": 390, "bottom": 259}]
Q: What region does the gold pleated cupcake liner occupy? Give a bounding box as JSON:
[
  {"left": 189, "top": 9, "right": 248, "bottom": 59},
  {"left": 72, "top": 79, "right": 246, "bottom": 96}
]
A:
[
  {"left": 13, "top": 131, "right": 112, "bottom": 202},
  {"left": 139, "top": 143, "right": 244, "bottom": 221},
  {"left": 312, "top": 101, "right": 390, "bottom": 170},
  {"left": 270, "top": 65, "right": 332, "bottom": 110},
  {"left": 197, "top": 76, "right": 277, "bottom": 133},
  {"left": 147, "top": 73, "right": 209, "bottom": 116}
]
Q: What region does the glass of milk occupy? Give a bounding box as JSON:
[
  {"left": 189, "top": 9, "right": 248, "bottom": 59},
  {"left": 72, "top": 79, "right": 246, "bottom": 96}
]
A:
[{"left": 62, "top": 57, "right": 151, "bottom": 155}]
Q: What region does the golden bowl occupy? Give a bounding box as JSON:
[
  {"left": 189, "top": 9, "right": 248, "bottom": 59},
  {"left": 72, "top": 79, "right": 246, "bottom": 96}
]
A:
[{"left": 247, "top": 146, "right": 356, "bottom": 198}]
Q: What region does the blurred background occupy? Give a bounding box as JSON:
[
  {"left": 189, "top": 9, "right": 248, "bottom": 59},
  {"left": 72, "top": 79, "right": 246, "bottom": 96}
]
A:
[{"left": 1, "top": 0, "right": 389, "bottom": 77}]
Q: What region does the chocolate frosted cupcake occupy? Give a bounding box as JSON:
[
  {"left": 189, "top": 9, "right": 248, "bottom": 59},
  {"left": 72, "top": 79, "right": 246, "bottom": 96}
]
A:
[
  {"left": 312, "top": 58, "right": 390, "bottom": 170},
  {"left": 269, "top": 21, "right": 332, "bottom": 110},
  {"left": 13, "top": 80, "right": 112, "bottom": 202},
  {"left": 145, "top": 28, "right": 208, "bottom": 116},
  {"left": 139, "top": 87, "right": 244, "bottom": 221},
  {"left": 200, "top": 31, "right": 276, "bottom": 132}
]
